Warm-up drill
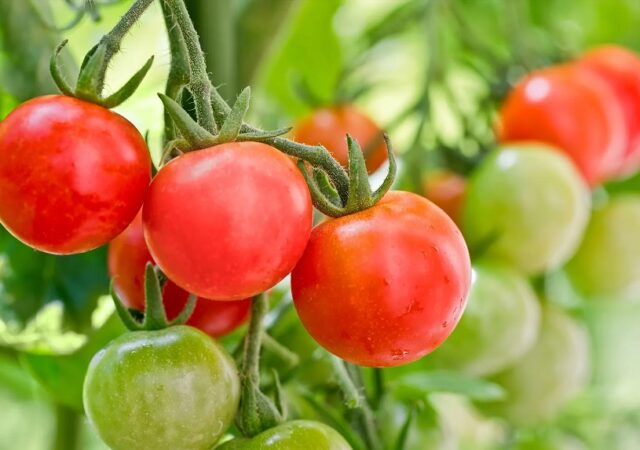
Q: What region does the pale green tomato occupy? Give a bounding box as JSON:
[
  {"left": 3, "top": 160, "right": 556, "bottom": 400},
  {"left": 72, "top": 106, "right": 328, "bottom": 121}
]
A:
[
  {"left": 566, "top": 194, "right": 640, "bottom": 301},
  {"left": 428, "top": 262, "right": 541, "bottom": 376},
  {"left": 84, "top": 326, "right": 240, "bottom": 450},
  {"left": 484, "top": 306, "right": 590, "bottom": 425},
  {"left": 463, "top": 144, "right": 590, "bottom": 275}
]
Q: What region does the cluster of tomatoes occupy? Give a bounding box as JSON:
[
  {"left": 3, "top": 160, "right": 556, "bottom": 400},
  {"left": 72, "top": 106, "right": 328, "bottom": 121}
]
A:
[{"left": 418, "top": 44, "right": 640, "bottom": 428}]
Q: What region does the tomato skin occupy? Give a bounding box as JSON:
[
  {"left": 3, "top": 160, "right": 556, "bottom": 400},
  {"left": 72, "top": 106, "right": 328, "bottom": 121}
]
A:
[
  {"left": 216, "top": 421, "right": 352, "bottom": 449},
  {"left": 0, "top": 95, "right": 150, "bottom": 254},
  {"left": 423, "top": 170, "right": 466, "bottom": 224},
  {"left": 578, "top": 46, "right": 640, "bottom": 175},
  {"left": 84, "top": 325, "right": 240, "bottom": 450},
  {"left": 143, "top": 142, "right": 312, "bottom": 300},
  {"left": 462, "top": 144, "right": 590, "bottom": 275},
  {"left": 108, "top": 213, "right": 250, "bottom": 338},
  {"left": 498, "top": 65, "right": 627, "bottom": 185},
  {"left": 566, "top": 195, "right": 640, "bottom": 301},
  {"left": 292, "top": 105, "right": 388, "bottom": 173},
  {"left": 428, "top": 261, "right": 541, "bottom": 377},
  {"left": 291, "top": 191, "right": 471, "bottom": 368},
  {"left": 483, "top": 306, "right": 590, "bottom": 425}
]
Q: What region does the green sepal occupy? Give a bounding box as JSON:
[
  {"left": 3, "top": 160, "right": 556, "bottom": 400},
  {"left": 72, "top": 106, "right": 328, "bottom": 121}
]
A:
[
  {"left": 142, "top": 263, "right": 168, "bottom": 330},
  {"left": 236, "top": 379, "right": 285, "bottom": 438},
  {"left": 49, "top": 40, "right": 75, "bottom": 96},
  {"left": 236, "top": 127, "right": 292, "bottom": 142},
  {"left": 371, "top": 134, "right": 397, "bottom": 203},
  {"left": 217, "top": 87, "right": 251, "bottom": 142},
  {"left": 159, "top": 93, "right": 217, "bottom": 148},
  {"left": 75, "top": 42, "right": 108, "bottom": 101},
  {"left": 272, "top": 369, "right": 288, "bottom": 419},
  {"left": 101, "top": 55, "right": 155, "bottom": 108},
  {"left": 110, "top": 283, "right": 144, "bottom": 332},
  {"left": 168, "top": 294, "right": 197, "bottom": 326},
  {"left": 296, "top": 160, "right": 345, "bottom": 217},
  {"left": 345, "top": 134, "right": 374, "bottom": 212},
  {"left": 313, "top": 167, "right": 342, "bottom": 207}
]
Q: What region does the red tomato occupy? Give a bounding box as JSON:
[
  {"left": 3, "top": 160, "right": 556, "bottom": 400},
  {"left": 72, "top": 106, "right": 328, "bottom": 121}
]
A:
[
  {"left": 291, "top": 191, "right": 471, "bottom": 368},
  {"left": 498, "top": 65, "right": 627, "bottom": 186},
  {"left": 292, "top": 105, "right": 388, "bottom": 173},
  {"left": 423, "top": 170, "right": 466, "bottom": 224},
  {"left": 143, "top": 142, "right": 312, "bottom": 301},
  {"left": 0, "top": 95, "right": 150, "bottom": 254},
  {"left": 578, "top": 45, "right": 640, "bottom": 175},
  {"left": 108, "top": 213, "right": 250, "bottom": 338}
]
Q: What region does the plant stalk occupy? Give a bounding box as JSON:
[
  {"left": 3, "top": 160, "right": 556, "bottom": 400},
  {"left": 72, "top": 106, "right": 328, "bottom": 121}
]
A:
[{"left": 52, "top": 404, "right": 80, "bottom": 450}]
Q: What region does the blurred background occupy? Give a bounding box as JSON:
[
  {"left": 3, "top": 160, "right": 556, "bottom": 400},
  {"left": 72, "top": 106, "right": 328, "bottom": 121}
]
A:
[{"left": 2, "top": 0, "right": 640, "bottom": 449}]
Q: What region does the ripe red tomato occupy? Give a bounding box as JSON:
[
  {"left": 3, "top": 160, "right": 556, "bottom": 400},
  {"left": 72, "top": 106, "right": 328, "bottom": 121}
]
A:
[
  {"left": 498, "top": 65, "right": 627, "bottom": 186},
  {"left": 143, "top": 142, "right": 312, "bottom": 301},
  {"left": 577, "top": 45, "right": 640, "bottom": 176},
  {"left": 423, "top": 170, "right": 466, "bottom": 224},
  {"left": 292, "top": 105, "right": 388, "bottom": 173},
  {"left": 291, "top": 191, "right": 471, "bottom": 368},
  {"left": 0, "top": 95, "right": 150, "bottom": 254},
  {"left": 108, "top": 213, "right": 251, "bottom": 338}
]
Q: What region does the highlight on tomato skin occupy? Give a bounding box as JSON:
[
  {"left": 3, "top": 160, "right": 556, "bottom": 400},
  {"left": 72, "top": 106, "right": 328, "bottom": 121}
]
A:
[
  {"left": 576, "top": 45, "right": 640, "bottom": 176},
  {"left": 291, "top": 191, "right": 472, "bottom": 368},
  {"left": 292, "top": 104, "right": 389, "bottom": 174},
  {"left": 108, "top": 212, "right": 251, "bottom": 338},
  {"left": 497, "top": 64, "right": 628, "bottom": 186},
  {"left": 0, "top": 95, "right": 151, "bottom": 255},
  {"left": 142, "top": 141, "right": 313, "bottom": 302}
]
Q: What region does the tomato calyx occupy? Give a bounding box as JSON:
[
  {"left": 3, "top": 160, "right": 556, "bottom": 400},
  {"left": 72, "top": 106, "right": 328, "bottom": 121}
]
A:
[
  {"left": 158, "top": 88, "right": 292, "bottom": 159},
  {"left": 111, "top": 263, "right": 196, "bottom": 331},
  {"left": 50, "top": 40, "right": 154, "bottom": 108},
  {"left": 297, "top": 134, "right": 397, "bottom": 217}
]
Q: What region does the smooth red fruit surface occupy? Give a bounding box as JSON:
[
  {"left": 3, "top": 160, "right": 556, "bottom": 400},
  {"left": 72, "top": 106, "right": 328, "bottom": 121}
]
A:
[
  {"left": 578, "top": 45, "right": 640, "bottom": 175},
  {"left": 291, "top": 191, "right": 471, "bottom": 368},
  {"left": 498, "top": 65, "right": 627, "bottom": 186},
  {"left": 0, "top": 95, "right": 151, "bottom": 254},
  {"left": 143, "top": 142, "right": 312, "bottom": 301},
  {"left": 423, "top": 170, "right": 466, "bottom": 224},
  {"left": 292, "top": 105, "right": 388, "bottom": 173},
  {"left": 108, "top": 213, "right": 250, "bottom": 338}
]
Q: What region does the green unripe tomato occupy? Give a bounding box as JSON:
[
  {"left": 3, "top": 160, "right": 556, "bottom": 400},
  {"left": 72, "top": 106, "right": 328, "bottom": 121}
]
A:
[
  {"left": 483, "top": 306, "right": 590, "bottom": 425},
  {"left": 566, "top": 194, "right": 640, "bottom": 301},
  {"left": 428, "top": 262, "right": 541, "bottom": 376},
  {"left": 216, "top": 421, "right": 352, "bottom": 449},
  {"left": 463, "top": 144, "right": 590, "bottom": 275},
  {"left": 84, "top": 325, "right": 240, "bottom": 450}
]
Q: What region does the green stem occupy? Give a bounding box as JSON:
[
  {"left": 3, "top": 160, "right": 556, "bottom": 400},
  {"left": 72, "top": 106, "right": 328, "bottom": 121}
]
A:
[
  {"left": 242, "top": 294, "right": 268, "bottom": 385},
  {"left": 186, "top": 0, "right": 236, "bottom": 102},
  {"left": 329, "top": 355, "right": 361, "bottom": 409},
  {"left": 96, "top": 0, "right": 155, "bottom": 92},
  {"left": 52, "top": 404, "right": 80, "bottom": 450},
  {"left": 346, "top": 363, "right": 382, "bottom": 450},
  {"left": 262, "top": 333, "right": 300, "bottom": 368},
  {"left": 164, "top": 0, "right": 216, "bottom": 133}
]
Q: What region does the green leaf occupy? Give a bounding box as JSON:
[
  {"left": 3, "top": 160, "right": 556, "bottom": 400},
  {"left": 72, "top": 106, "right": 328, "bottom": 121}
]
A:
[
  {"left": 393, "top": 370, "right": 506, "bottom": 402},
  {"left": 0, "top": 228, "right": 110, "bottom": 331},
  {"left": 258, "top": 0, "right": 343, "bottom": 118},
  {"left": 20, "top": 303, "right": 126, "bottom": 411}
]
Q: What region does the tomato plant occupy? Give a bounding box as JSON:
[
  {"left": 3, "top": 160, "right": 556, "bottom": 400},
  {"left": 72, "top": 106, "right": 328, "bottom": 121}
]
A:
[
  {"left": 292, "top": 105, "right": 388, "bottom": 173},
  {"left": 109, "top": 212, "right": 250, "bottom": 337},
  {"left": 291, "top": 191, "right": 471, "bottom": 368},
  {"left": 216, "top": 420, "right": 352, "bottom": 449},
  {"left": 143, "top": 142, "right": 313, "bottom": 301},
  {"left": 84, "top": 325, "right": 240, "bottom": 450},
  {"left": 498, "top": 64, "right": 627, "bottom": 185},
  {"left": 578, "top": 46, "right": 640, "bottom": 176},
  {"left": 0, "top": 95, "right": 150, "bottom": 254},
  {"left": 462, "top": 144, "right": 590, "bottom": 275},
  {"left": 428, "top": 261, "right": 541, "bottom": 377},
  {"left": 483, "top": 306, "right": 590, "bottom": 425},
  {"left": 566, "top": 194, "right": 640, "bottom": 301}
]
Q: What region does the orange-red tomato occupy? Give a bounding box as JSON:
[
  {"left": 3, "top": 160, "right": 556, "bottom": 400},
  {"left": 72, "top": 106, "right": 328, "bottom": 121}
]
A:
[
  {"left": 423, "top": 170, "right": 466, "bottom": 224},
  {"left": 291, "top": 191, "right": 471, "bottom": 368},
  {"left": 292, "top": 105, "right": 388, "bottom": 173},
  {"left": 498, "top": 65, "right": 627, "bottom": 186},
  {"left": 578, "top": 45, "right": 640, "bottom": 176},
  {"left": 108, "top": 213, "right": 250, "bottom": 338},
  {"left": 0, "top": 95, "right": 151, "bottom": 254},
  {"left": 143, "top": 142, "right": 312, "bottom": 301}
]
